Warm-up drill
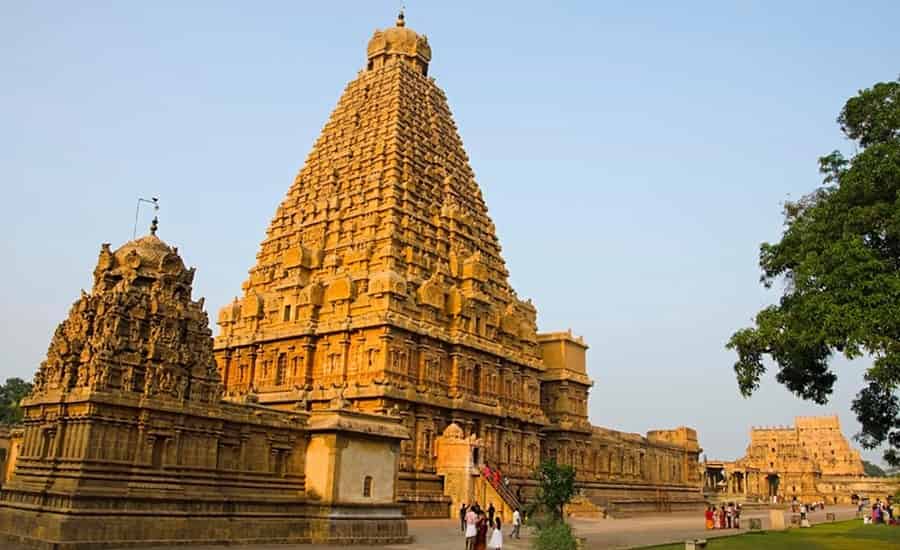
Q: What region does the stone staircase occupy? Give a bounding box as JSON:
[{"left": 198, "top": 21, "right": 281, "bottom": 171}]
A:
[{"left": 473, "top": 468, "right": 523, "bottom": 521}]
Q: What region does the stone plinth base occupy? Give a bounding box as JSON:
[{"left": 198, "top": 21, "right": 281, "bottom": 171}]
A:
[
  {"left": 0, "top": 502, "right": 409, "bottom": 549},
  {"left": 398, "top": 471, "right": 451, "bottom": 518},
  {"left": 579, "top": 481, "right": 706, "bottom": 517}
]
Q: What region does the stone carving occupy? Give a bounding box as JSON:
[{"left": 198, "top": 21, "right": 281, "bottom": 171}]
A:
[
  {"left": 331, "top": 386, "right": 352, "bottom": 409},
  {"left": 32, "top": 233, "right": 220, "bottom": 401}
]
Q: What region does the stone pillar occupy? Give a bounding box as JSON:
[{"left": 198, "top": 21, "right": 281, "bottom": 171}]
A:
[
  {"left": 302, "top": 340, "right": 315, "bottom": 387},
  {"left": 222, "top": 350, "right": 232, "bottom": 387},
  {"left": 449, "top": 352, "right": 462, "bottom": 395},
  {"left": 249, "top": 346, "right": 259, "bottom": 389},
  {"left": 340, "top": 333, "right": 350, "bottom": 383},
  {"left": 416, "top": 342, "right": 427, "bottom": 385}
]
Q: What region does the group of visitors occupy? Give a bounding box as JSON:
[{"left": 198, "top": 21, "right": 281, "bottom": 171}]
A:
[
  {"left": 791, "top": 497, "right": 825, "bottom": 514},
  {"left": 459, "top": 502, "right": 522, "bottom": 549},
  {"left": 863, "top": 499, "right": 895, "bottom": 525},
  {"left": 704, "top": 503, "right": 741, "bottom": 530}
]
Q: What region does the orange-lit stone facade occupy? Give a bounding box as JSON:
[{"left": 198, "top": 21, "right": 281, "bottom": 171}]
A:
[{"left": 214, "top": 15, "right": 703, "bottom": 517}]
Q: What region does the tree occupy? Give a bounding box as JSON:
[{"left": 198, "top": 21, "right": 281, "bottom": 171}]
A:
[
  {"left": 727, "top": 78, "right": 900, "bottom": 466},
  {"left": 533, "top": 459, "right": 576, "bottom": 522},
  {"left": 863, "top": 460, "right": 887, "bottom": 477},
  {"left": 0, "top": 377, "right": 32, "bottom": 424}
]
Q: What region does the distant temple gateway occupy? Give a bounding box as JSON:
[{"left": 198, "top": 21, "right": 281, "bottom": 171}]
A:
[
  {"left": 703, "top": 416, "right": 899, "bottom": 505},
  {"left": 0, "top": 13, "right": 707, "bottom": 548}
]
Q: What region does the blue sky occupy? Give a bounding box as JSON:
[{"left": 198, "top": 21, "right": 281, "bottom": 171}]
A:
[{"left": 2, "top": 1, "right": 898, "bottom": 465}]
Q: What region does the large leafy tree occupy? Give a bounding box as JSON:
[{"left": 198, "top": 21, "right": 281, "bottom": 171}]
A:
[
  {"left": 728, "top": 78, "right": 900, "bottom": 466},
  {"left": 533, "top": 459, "right": 576, "bottom": 522},
  {"left": 0, "top": 377, "right": 32, "bottom": 424}
]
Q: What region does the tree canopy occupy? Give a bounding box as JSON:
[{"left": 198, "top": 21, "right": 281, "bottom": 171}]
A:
[
  {"left": 727, "top": 78, "right": 900, "bottom": 466},
  {"left": 862, "top": 460, "right": 887, "bottom": 477},
  {"left": 0, "top": 377, "right": 32, "bottom": 424},
  {"left": 533, "top": 459, "right": 576, "bottom": 522}
]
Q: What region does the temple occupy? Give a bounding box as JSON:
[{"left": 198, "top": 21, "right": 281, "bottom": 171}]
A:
[
  {"left": 703, "top": 416, "right": 899, "bottom": 505},
  {"left": 0, "top": 17, "right": 710, "bottom": 549},
  {"left": 0, "top": 222, "right": 410, "bottom": 548},
  {"left": 213, "top": 13, "right": 703, "bottom": 517}
]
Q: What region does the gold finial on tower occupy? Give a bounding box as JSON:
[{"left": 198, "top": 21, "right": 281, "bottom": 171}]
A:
[
  {"left": 150, "top": 216, "right": 158, "bottom": 236},
  {"left": 396, "top": 7, "right": 405, "bottom": 27}
]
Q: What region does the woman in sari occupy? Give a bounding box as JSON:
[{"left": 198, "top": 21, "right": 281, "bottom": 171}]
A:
[
  {"left": 474, "top": 510, "right": 489, "bottom": 550},
  {"left": 705, "top": 506, "right": 714, "bottom": 530}
]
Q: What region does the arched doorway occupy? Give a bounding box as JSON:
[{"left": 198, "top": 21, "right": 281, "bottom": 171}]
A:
[{"left": 766, "top": 474, "right": 780, "bottom": 498}]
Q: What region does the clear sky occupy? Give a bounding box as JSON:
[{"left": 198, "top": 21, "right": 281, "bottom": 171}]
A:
[{"left": 2, "top": 1, "right": 898, "bottom": 465}]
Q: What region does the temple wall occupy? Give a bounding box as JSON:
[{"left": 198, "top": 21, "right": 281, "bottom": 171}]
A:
[
  {"left": 3, "top": 391, "right": 308, "bottom": 507},
  {"left": 336, "top": 438, "right": 397, "bottom": 504},
  {"left": 0, "top": 392, "right": 411, "bottom": 548},
  {"left": 817, "top": 476, "right": 899, "bottom": 504}
]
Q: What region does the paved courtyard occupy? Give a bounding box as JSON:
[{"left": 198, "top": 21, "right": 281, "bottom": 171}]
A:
[
  {"left": 127, "top": 504, "right": 859, "bottom": 550},
  {"left": 2, "top": 505, "right": 859, "bottom": 550}
]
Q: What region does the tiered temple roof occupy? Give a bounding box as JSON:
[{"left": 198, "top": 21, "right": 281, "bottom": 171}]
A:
[{"left": 216, "top": 14, "right": 541, "bottom": 370}]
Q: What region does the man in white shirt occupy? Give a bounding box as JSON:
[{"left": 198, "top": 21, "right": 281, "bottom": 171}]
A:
[{"left": 510, "top": 508, "right": 521, "bottom": 539}]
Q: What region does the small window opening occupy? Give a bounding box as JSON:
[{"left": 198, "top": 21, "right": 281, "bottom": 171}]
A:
[
  {"left": 363, "top": 476, "right": 373, "bottom": 497},
  {"left": 283, "top": 305, "right": 292, "bottom": 322}
]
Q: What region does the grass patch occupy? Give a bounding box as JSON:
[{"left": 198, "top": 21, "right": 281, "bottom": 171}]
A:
[{"left": 641, "top": 519, "right": 900, "bottom": 549}]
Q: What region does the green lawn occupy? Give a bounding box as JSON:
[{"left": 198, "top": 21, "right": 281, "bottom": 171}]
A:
[{"left": 642, "top": 520, "right": 900, "bottom": 550}]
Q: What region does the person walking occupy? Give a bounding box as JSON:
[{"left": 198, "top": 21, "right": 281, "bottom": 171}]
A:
[
  {"left": 487, "top": 502, "right": 495, "bottom": 525},
  {"left": 488, "top": 516, "right": 503, "bottom": 549},
  {"left": 459, "top": 502, "right": 468, "bottom": 533},
  {"left": 510, "top": 508, "right": 521, "bottom": 539},
  {"left": 465, "top": 505, "right": 477, "bottom": 550},
  {"left": 704, "top": 506, "right": 714, "bottom": 530}
]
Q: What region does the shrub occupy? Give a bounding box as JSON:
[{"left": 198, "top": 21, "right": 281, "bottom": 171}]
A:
[{"left": 532, "top": 521, "right": 577, "bottom": 550}]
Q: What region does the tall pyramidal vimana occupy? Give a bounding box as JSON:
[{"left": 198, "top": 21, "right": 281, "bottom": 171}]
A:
[{"left": 215, "top": 13, "right": 703, "bottom": 516}]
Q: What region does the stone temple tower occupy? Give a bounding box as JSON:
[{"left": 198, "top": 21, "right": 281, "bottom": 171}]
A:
[{"left": 214, "top": 13, "right": 563, "bottom": 516}]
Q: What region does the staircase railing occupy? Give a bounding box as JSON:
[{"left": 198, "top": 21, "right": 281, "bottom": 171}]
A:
[{"left": 480, "top": 466, "right": 522, "bottom": 511}]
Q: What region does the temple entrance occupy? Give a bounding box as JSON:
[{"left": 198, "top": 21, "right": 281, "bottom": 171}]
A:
[
  {"left": 703, "top": 466, "right": 726, "bottom": 494},
  {"left": 766, "top": 474, "right": 779, "bottom": 498},
  {"left": 731, "top": 471, "right": 744, "bottom": 494}
]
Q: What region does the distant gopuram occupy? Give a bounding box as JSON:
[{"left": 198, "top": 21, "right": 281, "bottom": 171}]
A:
[
  {"left": 213, "top": 13, "right": 703, "bottom": 517},
  {"left": 702, "top": 416, "right": 899, "bottom": 505}
]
